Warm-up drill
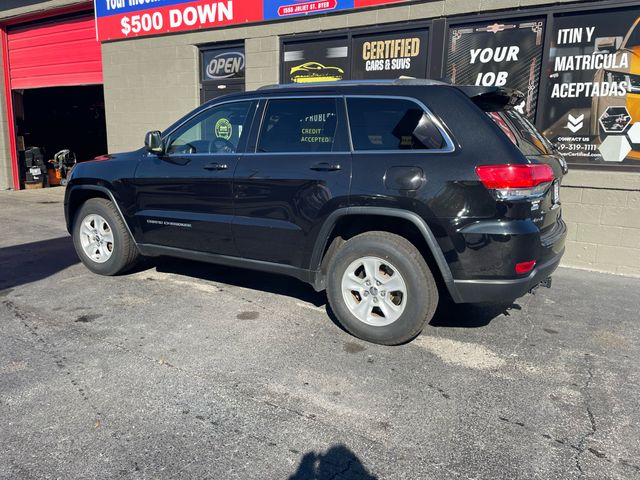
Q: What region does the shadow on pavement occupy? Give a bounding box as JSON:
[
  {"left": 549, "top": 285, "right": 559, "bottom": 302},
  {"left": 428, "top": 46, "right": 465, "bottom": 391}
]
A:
[
  {"left": 153, "top": 257, "right": 327, "bottom": 307},
  {"left": 0, "top": 236, "right": 79, "bottom": 291},
  {"left": 288, "top": 445, "right": 377, "bottom": 480},
  {"left": 430, "top": 295, "right": 521, "bottom": 328},
  {"left": 152, "top": 257, "right": 520, "bottom": 328}
]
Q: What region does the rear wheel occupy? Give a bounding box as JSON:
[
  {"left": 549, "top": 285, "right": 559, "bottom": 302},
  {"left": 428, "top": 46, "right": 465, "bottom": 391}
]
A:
[
  {"left": 72, "top": 198, "right": 139, "bottom": 275},
  {"left": 326, "top": 231, "right": 438, "bottom": 345}
]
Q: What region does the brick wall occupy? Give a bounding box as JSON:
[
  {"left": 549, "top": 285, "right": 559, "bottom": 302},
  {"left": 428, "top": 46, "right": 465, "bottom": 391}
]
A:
[
  {"left": 562, "top": 171, "right": 640, "bottom": 277},
  {"left": 102, "top": 40, "right": 200, "bottom": 151},
  {"left": 245, "top": 36, "right": 280, "bottom": 92}
]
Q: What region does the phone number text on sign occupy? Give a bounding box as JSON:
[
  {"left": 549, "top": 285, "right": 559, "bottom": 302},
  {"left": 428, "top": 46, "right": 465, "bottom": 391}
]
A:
[{"left": 96, "top": 0, "right": 263, "bottom": 41}]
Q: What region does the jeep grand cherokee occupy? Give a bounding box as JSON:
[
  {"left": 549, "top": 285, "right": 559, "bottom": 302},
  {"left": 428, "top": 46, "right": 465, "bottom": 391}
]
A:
[{"left": 64, "top": 79, "right": 567, "bottom": 345}]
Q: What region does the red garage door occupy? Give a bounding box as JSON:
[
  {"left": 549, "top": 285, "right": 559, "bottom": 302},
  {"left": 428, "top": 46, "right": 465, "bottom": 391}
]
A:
[{"left": 7, "top": 14, "right": 102, "bottom": 89}]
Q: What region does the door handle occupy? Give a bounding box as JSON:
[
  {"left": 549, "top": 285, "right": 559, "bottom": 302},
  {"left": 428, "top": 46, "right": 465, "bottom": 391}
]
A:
[
  {"left": 203, "top": 162, "right": 228, "bottom": 171},
  {"left": 310, "top": 162, "right": 341, "bottom": 171}
]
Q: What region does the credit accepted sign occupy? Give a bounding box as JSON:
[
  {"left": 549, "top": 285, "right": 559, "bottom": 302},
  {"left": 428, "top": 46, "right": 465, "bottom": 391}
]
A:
[{"left": 94, "top": 0, "right": 406, "bottom": 41}]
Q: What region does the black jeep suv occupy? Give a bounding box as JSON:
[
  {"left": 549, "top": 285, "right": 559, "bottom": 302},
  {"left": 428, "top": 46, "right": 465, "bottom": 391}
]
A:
[{"left": 64, "top": 79, "right": 567, "bottom": 345}]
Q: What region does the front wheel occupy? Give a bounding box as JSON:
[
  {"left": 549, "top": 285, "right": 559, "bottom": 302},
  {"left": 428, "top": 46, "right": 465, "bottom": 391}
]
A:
[
  {"left": 72, "top": 198, "right": 140, "bottom": 276},
  {"left": 326, "top": 231, "right": 438, "bottom": 345}
]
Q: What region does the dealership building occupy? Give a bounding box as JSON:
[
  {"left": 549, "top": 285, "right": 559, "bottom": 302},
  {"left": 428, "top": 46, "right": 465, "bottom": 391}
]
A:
[{"left": 1, "top": 0, "right": 639, "bottom": 276}]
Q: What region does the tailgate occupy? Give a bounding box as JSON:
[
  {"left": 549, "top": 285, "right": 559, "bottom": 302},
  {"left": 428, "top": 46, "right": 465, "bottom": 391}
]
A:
[
  {"left": 486, "top": 109, "right": 563, "bottom": 235},
  {"left": 460, "top": 86, "right": 566, "bottom": 235}
]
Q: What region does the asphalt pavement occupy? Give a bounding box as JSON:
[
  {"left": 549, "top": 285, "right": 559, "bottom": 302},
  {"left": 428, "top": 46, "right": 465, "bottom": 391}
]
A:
[{"left": 1, "top": 187, "right": 639, "bottom": 480}]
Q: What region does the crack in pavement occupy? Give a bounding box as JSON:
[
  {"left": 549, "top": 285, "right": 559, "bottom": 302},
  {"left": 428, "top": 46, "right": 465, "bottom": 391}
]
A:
[
  {"left": 2, "top": 300, "right": 103, "bottom": 423},
  {"left": 497, "top": 401, "right": 640, "bottom": 475},
  {"left": 574, "top": 354, "right": 596, "bottom": 478}
]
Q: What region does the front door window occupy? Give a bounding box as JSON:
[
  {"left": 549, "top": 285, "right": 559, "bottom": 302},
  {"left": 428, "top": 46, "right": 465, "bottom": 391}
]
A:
[{"left": 167, "top": 101, "right": 254, "bottom": 155}]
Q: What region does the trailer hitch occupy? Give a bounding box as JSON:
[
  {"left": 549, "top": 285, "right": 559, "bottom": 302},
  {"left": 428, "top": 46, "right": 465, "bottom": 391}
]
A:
[{"left": 529, "top": 276, "right": 552, "bottom": 294}]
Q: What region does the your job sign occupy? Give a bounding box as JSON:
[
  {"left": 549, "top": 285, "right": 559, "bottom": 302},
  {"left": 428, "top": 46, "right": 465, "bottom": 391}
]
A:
[{"left": 447, "top": 18, "right": 546, "bottom": 121}]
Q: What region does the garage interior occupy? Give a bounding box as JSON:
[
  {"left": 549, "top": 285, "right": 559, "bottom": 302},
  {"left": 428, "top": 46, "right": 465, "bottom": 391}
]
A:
[{"left": 13, "top": 85, "right": 107, "bottom": 167}]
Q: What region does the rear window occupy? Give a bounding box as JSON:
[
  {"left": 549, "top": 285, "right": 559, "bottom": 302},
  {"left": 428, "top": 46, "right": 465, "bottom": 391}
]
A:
[
  {"left": 486, "top": 109, "right": 553, "bottom": 156},
  {"left": 346, "top": 98, "right": 446, "bottom": 151}
]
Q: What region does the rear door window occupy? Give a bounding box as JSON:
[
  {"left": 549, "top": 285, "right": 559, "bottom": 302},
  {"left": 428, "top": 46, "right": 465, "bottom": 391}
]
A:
[
  {"left": 256, "top": 98, "right": 346, "bottom": 153},
  {"left": 486, "top": 109, "right": 553, "bottom": 156},
  {"left": 346, "top": 97, "right": 446, "bottom": 151}
]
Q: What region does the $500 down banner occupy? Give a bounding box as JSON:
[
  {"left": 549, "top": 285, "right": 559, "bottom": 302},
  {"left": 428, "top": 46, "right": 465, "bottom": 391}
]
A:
[
  {"left": 95, "top": 0, "right": 405, "bottom": 41},
  {"left": 95, "top": 0, "right": 263, "bottom": 41}
]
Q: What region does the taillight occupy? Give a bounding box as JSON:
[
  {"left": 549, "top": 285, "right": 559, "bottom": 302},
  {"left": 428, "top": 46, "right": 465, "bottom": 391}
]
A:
[
  {"left": 476, "top": 164, "right": 555, "bottom": 200},
  {"left": 515, "top": 260, "right": 536, "bottom": 274}
]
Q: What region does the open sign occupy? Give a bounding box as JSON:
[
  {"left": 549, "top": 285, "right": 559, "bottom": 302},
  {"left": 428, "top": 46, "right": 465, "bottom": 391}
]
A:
[{"left": 203, "top": 50, "right": 245, "bottom": 81}]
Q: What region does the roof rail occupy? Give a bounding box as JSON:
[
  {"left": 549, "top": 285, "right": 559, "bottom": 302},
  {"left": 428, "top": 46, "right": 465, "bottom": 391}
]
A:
[{"left": 257, "top": 78, "right": 449, "bottom": 90}]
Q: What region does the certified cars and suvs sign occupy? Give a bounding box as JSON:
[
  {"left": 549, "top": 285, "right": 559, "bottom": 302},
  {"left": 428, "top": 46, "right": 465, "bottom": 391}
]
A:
[
  {"left": 94, "top": 0, "right": 407, "bottom": 41},
  {"left": 351, "top": 29, "right": 429, "bottom": 79}
]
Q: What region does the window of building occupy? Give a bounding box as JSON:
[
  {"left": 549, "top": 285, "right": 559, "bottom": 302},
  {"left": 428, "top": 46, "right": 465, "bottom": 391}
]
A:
[
  {"left": 542, "top": 8, "right": 640, "bottom": 170},
  {"left": 446, "top": 18, "right": 545, "bottom": 123},
  {"left": 347, "top": 98, "right": 445, "bottom": 151},
  {"left": 282, "top": 38, "right": 349, "bottom": 84},
  {"left": 200, "top": 45, "right": 246, "bottom": 103}
]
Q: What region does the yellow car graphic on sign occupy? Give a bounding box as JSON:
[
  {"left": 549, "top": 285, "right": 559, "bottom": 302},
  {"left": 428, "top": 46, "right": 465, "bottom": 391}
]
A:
[{"left": 290, "top": 62, "right": 345, "bottom": 83}]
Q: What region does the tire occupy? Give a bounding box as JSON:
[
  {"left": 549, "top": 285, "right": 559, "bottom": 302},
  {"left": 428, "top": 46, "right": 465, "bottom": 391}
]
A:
[
  {"left": 72, "top": 198, "right": 139, "bottom": 276},
  {"left": 326, "top": 231, "right": 438, "bottom": 345}
]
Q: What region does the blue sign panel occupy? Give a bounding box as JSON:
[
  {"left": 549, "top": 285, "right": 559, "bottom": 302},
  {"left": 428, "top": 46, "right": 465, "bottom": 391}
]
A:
[
  {"left": 96, "top": 0, "right": 197, "bottom": 18},
  {"left": 264, "top": 0, "right": 354, "bottom": 20}
]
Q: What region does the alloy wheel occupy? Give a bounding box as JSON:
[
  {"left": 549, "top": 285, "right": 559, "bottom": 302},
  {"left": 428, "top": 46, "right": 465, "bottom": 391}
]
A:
[
  {"left": 79, "top": 214, "right": 114, "bottom": 264},
  {"left": 341, "top": 256, "right": 408, "bottom": 326}
]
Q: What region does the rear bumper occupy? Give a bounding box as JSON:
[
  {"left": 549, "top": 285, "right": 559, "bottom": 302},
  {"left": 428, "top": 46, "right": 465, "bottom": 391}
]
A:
[{"left": 451, "top": 249, "right": 564, "bottom": 303}]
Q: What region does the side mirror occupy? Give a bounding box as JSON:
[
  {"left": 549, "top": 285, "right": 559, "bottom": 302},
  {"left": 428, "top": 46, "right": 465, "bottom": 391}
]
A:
[{"left": 144, "top": 131, "right": 164, "bottom": 154}]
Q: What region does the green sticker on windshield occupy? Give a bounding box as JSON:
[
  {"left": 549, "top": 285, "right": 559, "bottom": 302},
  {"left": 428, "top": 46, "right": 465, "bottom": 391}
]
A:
[{"left": 215, "top": 118, "right": 232, "bottom": 140}]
